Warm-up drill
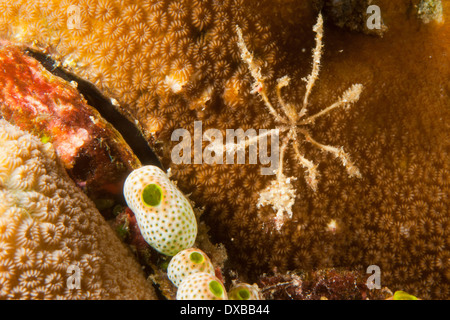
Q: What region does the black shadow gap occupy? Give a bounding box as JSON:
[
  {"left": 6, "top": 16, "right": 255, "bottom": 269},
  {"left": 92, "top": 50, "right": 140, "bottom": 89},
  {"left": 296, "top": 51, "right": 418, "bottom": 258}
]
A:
[{"left": 25, "top": 48, "right": 163, "bottom": 170}]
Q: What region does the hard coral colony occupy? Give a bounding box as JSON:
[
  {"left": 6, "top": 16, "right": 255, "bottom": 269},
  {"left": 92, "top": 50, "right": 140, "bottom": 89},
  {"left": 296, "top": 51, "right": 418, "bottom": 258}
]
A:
[
  {"left": 0, "top": 120, "right": 156, "bottom": 299},
  {"left": 0, "top": 0, "right": 448, "bottom": 300}
]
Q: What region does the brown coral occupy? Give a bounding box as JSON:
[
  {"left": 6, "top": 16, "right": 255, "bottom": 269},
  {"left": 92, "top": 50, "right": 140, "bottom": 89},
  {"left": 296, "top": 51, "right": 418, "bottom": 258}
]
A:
[
  {"left": 0, "top": 0, "right": 448, "bottom": 299},
  {"left": 0, "top": 119, "right": 157, "bottom": 299}
]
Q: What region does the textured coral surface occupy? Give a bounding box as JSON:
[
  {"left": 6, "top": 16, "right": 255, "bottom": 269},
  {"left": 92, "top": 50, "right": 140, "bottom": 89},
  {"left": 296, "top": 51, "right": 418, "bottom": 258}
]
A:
[
  {"left": 0, "top": 120, "right": 156, "bottom": 299},
  {"left": 0, "top": 0, "right": 449, "bottom": 299},
  {"left": 0, "top": 43, "right": 141, "bottom": 210}
]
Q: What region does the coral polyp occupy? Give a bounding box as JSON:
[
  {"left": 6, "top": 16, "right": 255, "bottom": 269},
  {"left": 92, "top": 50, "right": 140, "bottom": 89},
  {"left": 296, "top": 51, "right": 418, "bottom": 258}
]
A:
[{"left": 123, "top": 165, "right": 197, "bottom": 256}]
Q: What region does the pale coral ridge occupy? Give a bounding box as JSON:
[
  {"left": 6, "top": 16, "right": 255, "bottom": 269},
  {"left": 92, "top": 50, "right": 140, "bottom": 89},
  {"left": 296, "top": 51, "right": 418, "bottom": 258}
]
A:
[{"left": 0, "top": 120, "right": 156, "bottom": 299}]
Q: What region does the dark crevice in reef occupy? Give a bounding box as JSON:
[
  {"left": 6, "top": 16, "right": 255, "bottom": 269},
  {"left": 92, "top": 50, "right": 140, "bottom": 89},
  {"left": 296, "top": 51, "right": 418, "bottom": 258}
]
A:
[{"left": 24, "top": 48, "right": 164, "bottom": 170}]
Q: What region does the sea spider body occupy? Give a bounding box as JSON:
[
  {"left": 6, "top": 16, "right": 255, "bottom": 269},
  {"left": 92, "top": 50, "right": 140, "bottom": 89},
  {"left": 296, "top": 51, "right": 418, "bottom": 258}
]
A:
[{"left": 235, "top": 14, "right": 363, "bottom": 229}]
